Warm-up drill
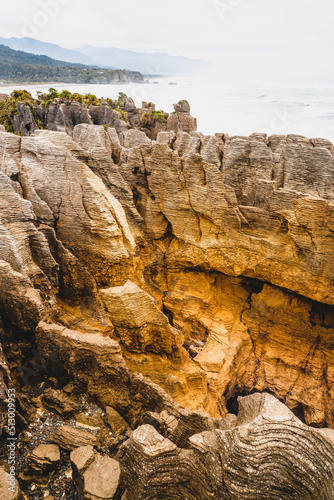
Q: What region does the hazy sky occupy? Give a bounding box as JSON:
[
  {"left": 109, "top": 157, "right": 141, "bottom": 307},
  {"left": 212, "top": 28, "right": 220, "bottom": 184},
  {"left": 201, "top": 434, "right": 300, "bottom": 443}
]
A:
[{"left": 0, "top": 0, "right": 333, "bottom": 81}]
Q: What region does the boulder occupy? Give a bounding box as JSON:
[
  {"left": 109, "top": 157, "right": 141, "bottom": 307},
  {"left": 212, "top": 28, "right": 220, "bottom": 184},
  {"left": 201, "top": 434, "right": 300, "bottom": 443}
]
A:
[
  {"left": 105, "top": 407, "right": 130, "bottom": 436},
  {"left": 42, "top": 388, "right": 80, "bottom": 417},
  {"left": 82, "top": 454, "right": 121, "bottom": 499},
  {"left": 99, "top": 280, "right": 183, "bottom": 354},
  {"left": 21, "top": 444, "right": 60, "bottom": 484},
  {"left": 70, "top": 445, "right": 95, "bottom": 476},
  {"left": 118, "top": 393, "right": 334, "bottom": 500},
  {"left": 49, "top": 425, "right": 97, "bottom": 451},
  {"left": 71, "top": 446, "right": 121, "bottom": 499}
]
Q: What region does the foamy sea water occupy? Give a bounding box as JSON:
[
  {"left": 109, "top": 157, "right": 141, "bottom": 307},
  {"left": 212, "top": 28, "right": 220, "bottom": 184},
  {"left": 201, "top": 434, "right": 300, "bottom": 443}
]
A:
[{"left": 1, "top": 77, "right": 334, "bottom": 142}]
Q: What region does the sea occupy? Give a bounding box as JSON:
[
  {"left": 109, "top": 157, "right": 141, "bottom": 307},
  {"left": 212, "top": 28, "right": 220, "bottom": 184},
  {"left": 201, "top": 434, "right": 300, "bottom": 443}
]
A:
[{"left": 1, "top": 76, "right": 334, "bottom": 142}]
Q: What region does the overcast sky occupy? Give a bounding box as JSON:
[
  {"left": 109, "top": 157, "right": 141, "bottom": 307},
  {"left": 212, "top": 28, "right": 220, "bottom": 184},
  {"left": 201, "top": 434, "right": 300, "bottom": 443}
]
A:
[{"left": 0, "top": 0, "right": 333, "bottom": 81}]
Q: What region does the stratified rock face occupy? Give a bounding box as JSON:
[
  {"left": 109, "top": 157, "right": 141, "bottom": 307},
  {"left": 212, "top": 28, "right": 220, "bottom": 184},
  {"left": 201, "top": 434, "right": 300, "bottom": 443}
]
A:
[
  {"left": 167, "top": 101, "right": 198, "bottom": 134},
  {"left": 8, "top": 97, "right": 197, "bottom": 142},
  {"left": 121, "top": 133, "right": 334, "bottom": 304},
  {"left": 118, "top": 393, "right": 334, "bottom": 500},
  {"left": 0, "top": 125, "right": 334, "bottom": 429},
  {"left": 0, "top": 120, "right": 334, "bottom": 497},
  {"left": 100, "top": 280, "right": 183, "bottom": 354}
]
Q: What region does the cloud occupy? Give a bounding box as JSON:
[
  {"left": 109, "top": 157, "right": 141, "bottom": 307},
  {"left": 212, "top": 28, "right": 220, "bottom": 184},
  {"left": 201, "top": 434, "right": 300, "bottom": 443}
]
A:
[{"left": 0, "top": 0, "right": 332, "bottom": 81}]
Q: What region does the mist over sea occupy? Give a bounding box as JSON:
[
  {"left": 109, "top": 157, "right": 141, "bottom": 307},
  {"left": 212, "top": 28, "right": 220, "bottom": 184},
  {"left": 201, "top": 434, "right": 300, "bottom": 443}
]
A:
[{"left": 2, "top": 76, "right": 334, "bottom": 142}]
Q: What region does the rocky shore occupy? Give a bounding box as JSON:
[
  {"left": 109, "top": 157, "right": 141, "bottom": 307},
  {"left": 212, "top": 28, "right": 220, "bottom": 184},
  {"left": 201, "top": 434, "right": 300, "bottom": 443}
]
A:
[
  {"left": 0, "top": 90, "right": 196, "bottom": 140},
  {"left": 0, "top": 98, "right": 333, "bottom": 499}
]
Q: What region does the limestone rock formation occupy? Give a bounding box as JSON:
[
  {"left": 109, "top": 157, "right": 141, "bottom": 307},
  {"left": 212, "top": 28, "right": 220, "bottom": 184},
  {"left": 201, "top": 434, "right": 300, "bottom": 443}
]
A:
[
  {"left": 3, "top": 94, "right": 197, "bottom": 141},
  {"left": 118, "top": 393, "right": 334, "bottom": 500},
  {"left": 12, "top": 102, "right": 39, "bottom": 136},
  {"left": 0, "top": 113, "right": 333, "bottom": 497},
  {"left": 167, "top": 100, "right": 197, "bottom": 134},
  {"left": 100, "top": 280, "right": 183, "bottom": 354}
]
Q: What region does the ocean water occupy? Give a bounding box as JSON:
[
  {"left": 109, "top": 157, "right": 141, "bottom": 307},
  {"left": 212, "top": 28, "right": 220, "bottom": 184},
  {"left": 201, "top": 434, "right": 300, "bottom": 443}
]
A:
[{"left": 1, "top": 77, "right": 334, "bottom": 142}]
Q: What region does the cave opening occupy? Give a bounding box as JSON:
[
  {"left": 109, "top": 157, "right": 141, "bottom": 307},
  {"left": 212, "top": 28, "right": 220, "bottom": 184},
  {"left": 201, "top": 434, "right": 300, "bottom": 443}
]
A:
[
  {"left": 224, "top": 389, "right": 262, "bottom": 416},
  {"left": 162, "top": 305, "right": 174, "bottom": 326},
  {"left": 226, "top": 396, "right": 239, "bottom": 415}
]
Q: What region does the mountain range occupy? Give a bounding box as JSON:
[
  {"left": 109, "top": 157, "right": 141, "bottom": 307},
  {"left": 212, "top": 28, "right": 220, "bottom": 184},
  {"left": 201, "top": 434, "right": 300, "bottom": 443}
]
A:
[
  {"left": 0, "top": 44, "right": 143, "bottom": 84},
  {"left": 0, "top": 37, "right": 212, "bottom": 76}
]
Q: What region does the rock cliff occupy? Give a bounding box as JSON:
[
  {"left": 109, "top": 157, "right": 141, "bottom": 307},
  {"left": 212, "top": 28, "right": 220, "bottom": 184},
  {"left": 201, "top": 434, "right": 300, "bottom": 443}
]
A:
[
  {"left": 0, "top": 90, "right": 198, "bottom": 141},
  {"left": 0, "top": 110, "right": 333, "bottom": 498}
]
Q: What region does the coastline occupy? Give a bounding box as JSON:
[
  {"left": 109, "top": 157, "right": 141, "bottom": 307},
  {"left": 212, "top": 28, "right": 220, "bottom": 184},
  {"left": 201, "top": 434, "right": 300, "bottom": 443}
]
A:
[{"left": 1, "top": 78, "right": 334, "bottom": 141}]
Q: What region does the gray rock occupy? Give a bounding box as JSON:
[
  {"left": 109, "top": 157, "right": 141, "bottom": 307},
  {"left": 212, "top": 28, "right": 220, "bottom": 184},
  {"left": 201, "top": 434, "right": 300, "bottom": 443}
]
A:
[
  {"left": 167, "top": 100, "right": 197, "bottom": 134},
  {"left": 12, "top": 102, "right": 38, "bottom": 136},
  {"left": 173, "top": 100, "right": 191, "bottom": 113},
  {"left": 156, "top": 130, "right": 176, "bottom": 146},
  {"left": 124, "top": 129, "right": 151, "bottom": 148}
]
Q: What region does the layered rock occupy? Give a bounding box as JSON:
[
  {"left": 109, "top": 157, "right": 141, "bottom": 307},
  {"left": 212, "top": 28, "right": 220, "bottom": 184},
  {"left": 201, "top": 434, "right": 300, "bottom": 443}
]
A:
[
  {"left": 118, "top": 393, "right": 334, "bottom": 500},
  {"left": 21, "top": 444, "right": 60, "bottom": 484},
  {"left": 0, "top": 125, "right": 333, "bottom": 426},
  {"left": 49, "top": 425, "right": 98, "bottom": 451},
  {"left": 3, "top": 94, "right": 197, "bottom": 141},
  {"left": 167, "top": 100, "right": 198, "bottom": 134},
  {"left": 100, "top": 280, "right": 183, "bottom": 355},
  {"left": 0, "top": 116, "right": 333, "bottom": 497}
]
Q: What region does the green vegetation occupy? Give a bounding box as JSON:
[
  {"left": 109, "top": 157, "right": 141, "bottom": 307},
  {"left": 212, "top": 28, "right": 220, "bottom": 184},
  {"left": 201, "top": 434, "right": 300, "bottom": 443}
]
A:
[
  {"left": 0, "top": 90, "right": 135, "bottom": 132},
  {"left": 117, "top": 109, "right": 128, "bottom": 122},
  {"left": 35, "top": 90, "right": 126, "bottom": 107},
  {"left": 0, "top": 88, "right": 168, "bottom": 135},
  {"left": 152, "top": 110, "right": 167, "bottom": 123},
  {"left": 0, "top": 63, "right": 143, "bottom": 85},
  {"left": 0, "top": 90, "right": 37, "bottom": 133},
  {"left": 0, "top": 44, "right": 83, "bottom": 68},
  {"left": 0, "top": 44, "right": 143, "bottom": 85},
  {"left": 140, "top": 112, "right": 150, "bottom": 126}
]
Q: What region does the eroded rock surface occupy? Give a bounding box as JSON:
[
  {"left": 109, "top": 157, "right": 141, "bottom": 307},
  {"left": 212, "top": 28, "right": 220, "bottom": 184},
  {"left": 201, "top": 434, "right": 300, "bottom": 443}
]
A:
[
  {"left": 0, "top": 119, "right": 333, "bottom": 497},
  {"left": 49, "top": 425, "right": 97, "bottom": 451},
  {"left": 5, "top": 95, "right": 197, "bottom": 142},
  {"left": 118, "top": 393, "right": 334, "bottom": 500}
]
